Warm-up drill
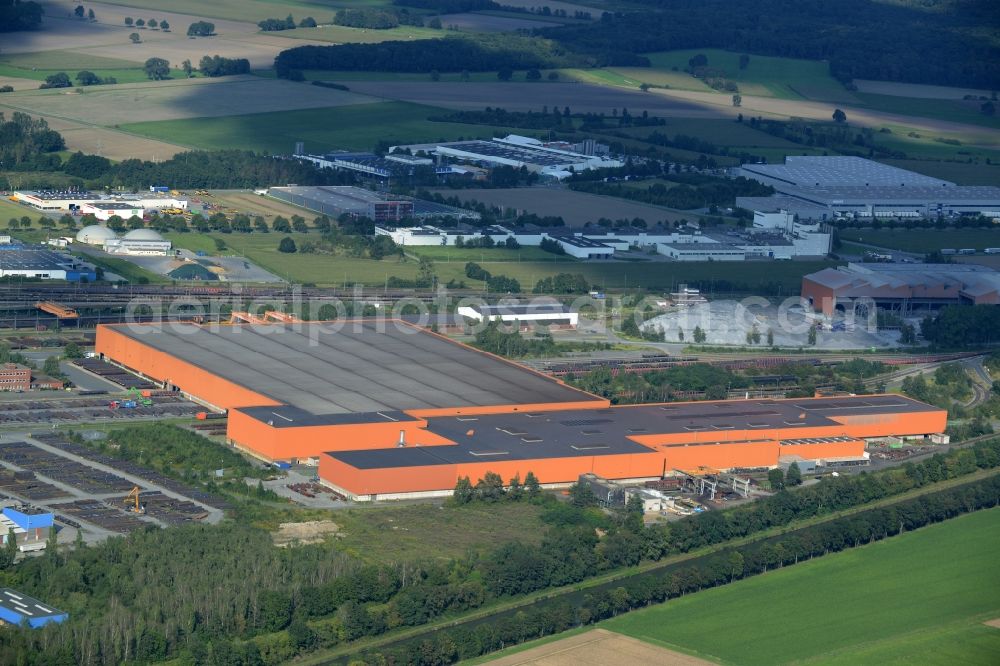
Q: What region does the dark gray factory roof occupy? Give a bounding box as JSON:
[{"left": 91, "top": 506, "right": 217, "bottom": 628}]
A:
[
  {"left": 327, "top": 395, "right": 938, "bottom": 468},
  {"left": 741, "top": 156, "right": 952, "bottom": 188},
  {"left": 0, "top": 247, "right": 74, "bottom": 271},
  {"left": 109, "top": 321, "right": 600, "bottom": 414},
  {"left": 233, "top": 406, "right": 418, "bottom": 428}
]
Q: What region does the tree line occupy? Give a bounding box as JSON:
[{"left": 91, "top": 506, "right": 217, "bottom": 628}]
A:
[{"left": 274, "top": 33, "right": 583, "bottom": 77}]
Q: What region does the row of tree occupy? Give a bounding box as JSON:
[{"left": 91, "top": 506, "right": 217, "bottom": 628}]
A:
[
  {"left": 123, "top": 16, "right": 168, "bottom": 31},
  {"left": 464, "top": 262, "right": 521, "bottom": 293},
  {"left": 274, "top": 34, "right": 582, "bottom": 77}
]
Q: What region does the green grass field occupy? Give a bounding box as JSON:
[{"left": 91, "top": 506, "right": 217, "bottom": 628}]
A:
[
  {"left": 119, "top": 101, "right": 524, "bottom": 153},
  {"left": 642, "top": 49, "right": 856, "bottom": 103},
  {"left": 166, "top": 230, "right": 832, "bottom": 290},
  {"left": 334, "top": 501, "right": 545, "bottom": 564},
  {"left": 603, "top": 507, "right": 1000, "bottom": 665},
  {"left": 0, "top": 50, "right": 192, "bottom": 85},
  {"left": 856, "top": 92, "right": 1000, "bottom": 131},
  {"left": 0, "top": 50, "right": 190, "bottom": 84},
  {"left": 404, "top": 245, "right": 573, "bottom": 263},
  {"left": 839, "top": 228, "right": 1000, "bottom": 253},
  {"left": 274, "top": 24, "right": 443, "bottom": 44}
]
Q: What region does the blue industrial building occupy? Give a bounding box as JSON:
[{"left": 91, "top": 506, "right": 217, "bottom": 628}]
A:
[
  {"left": 0, "top": 589, "right": 67, "bottom": 628},
  {"left": 3, "top": 506, "right": 53, "bottom": 533}
]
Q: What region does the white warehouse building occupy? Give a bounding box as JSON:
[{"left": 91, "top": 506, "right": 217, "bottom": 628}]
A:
[{"left": 391, "top": 135, "right": 622, "bottom": 180}]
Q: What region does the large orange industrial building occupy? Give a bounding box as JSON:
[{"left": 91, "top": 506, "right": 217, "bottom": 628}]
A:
[{"left": 95, "top": 321, "right": 947, "bottom": 500}]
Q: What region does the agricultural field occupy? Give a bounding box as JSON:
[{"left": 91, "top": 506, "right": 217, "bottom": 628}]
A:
[
  {"left": 642, "top": 49, "right": 858, "bottom": 103},
  {"left": 855, "top": 92, "right": 1000, "bottom": 131},
  {"left": 337, "top": 81, "right": 723, "bottom": 117},
  {"left": 2, "top": 76, "right": 376, "bottom": 126},
  {"left": 270, "top": 24, "right": 445, "bottom": 44},
  {"left": 853, "top": 79, "right": 996, "bottom": 100},
  {"left": 434, "top": 13, "right": 562, "bottom": 32},
  {"left": 838, "top": 229, "right": 1000, "bottom": 254},
  {"left": 603, "top": 507, "right": 1000, "bottom": 666},
  {"left": 481, "top": 629, "right": 712, "bottom": 666},
  {"left": 121, "top": 101, "right": 525, "bottom": 153},
  {"left": 433, "top": 188, "right": 695, "bottom": 226}
]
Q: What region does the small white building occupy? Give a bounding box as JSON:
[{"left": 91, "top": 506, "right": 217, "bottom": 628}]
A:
[
  {"left": 80, "top": 202, "right": 143, "bottom": 221},
  {"left": 659, "top": 242, "right": 746, "bottom": 261},
  {"left": 457, "top": 302, "right": 578, "bottom": 328},
  {"left": 548, "top": 235, "right": 614, "bottom": 259}
]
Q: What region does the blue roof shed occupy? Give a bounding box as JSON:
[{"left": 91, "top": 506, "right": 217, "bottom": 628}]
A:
[{"left": 0, "top": 589, "right": 68, "bottom": 628}]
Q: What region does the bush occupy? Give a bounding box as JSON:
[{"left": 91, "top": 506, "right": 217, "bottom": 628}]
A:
[{"left": 278, "top": 236, "right": 297, "bottom": 253}]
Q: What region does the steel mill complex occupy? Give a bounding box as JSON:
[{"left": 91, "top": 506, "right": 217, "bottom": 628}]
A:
[{"left": 95, "top": 321, "right": 947, "bottom": 500}]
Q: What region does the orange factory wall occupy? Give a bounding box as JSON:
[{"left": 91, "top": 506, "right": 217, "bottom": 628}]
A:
[
  {"left": 659, "top": 441, "right": 779, "bottom": 471},
  {"left": 829, "top": 411, "right": 947, "bottom": 438},
  {"left": 227, "top": 411, "right": 456, "bottom": 460},
  {"left": 801, "top": 279, "right": 836, "bottom": 315},
  {"left": 95, "top": 326, "right": 279, "bottom": 410},
  {"left": 319, "top": 451, "right": 665, "bottom": 497}
]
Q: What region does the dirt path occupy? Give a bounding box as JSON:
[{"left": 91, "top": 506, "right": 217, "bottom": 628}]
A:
[{"left": 488, "top": 629, "right": 715, "bottom": 666}]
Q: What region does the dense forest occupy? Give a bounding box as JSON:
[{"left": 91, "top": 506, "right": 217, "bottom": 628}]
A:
[
  {"left": 1, "top": 437, "right": 996, "bottom": 665},
  {"left": 0, "top": 0, "right": 42, "bottom": 31},
  {"left": 921, "top": 305, "right": 1000, "bottom": 347},
  {"left": 545, "top": 0, "right": 1000, "bottom": 88},
  {"left": 274, "top": 34, "right": 583, "bottom": 76}
]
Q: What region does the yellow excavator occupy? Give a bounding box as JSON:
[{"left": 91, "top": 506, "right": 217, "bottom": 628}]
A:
[{"left": 124, "top": 486, "right": 146, "bottom": 514}]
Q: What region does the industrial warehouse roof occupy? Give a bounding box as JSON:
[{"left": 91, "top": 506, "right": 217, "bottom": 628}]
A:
[
  {"left": 108, "top": 321, "right": 600, "bottom": 414},
  {"left": 0, "top": 247, "right": 74, "bottom": 271},
  {"left": 782, "top": 184, "right": 1000, "bottom": 206},
  {"left": 804, "top": 262, "right": 1000, "bottom": 299},
  {"left": 740, "top": 156, "right": 952, "bottom": 188},
  {"left": 328, "top": 395, "right": 938, "bottom": 468}
]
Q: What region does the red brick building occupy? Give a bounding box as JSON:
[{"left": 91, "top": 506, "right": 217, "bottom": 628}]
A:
[{"left": 0, "top": 364, "right": 31, "bottom": 392}]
